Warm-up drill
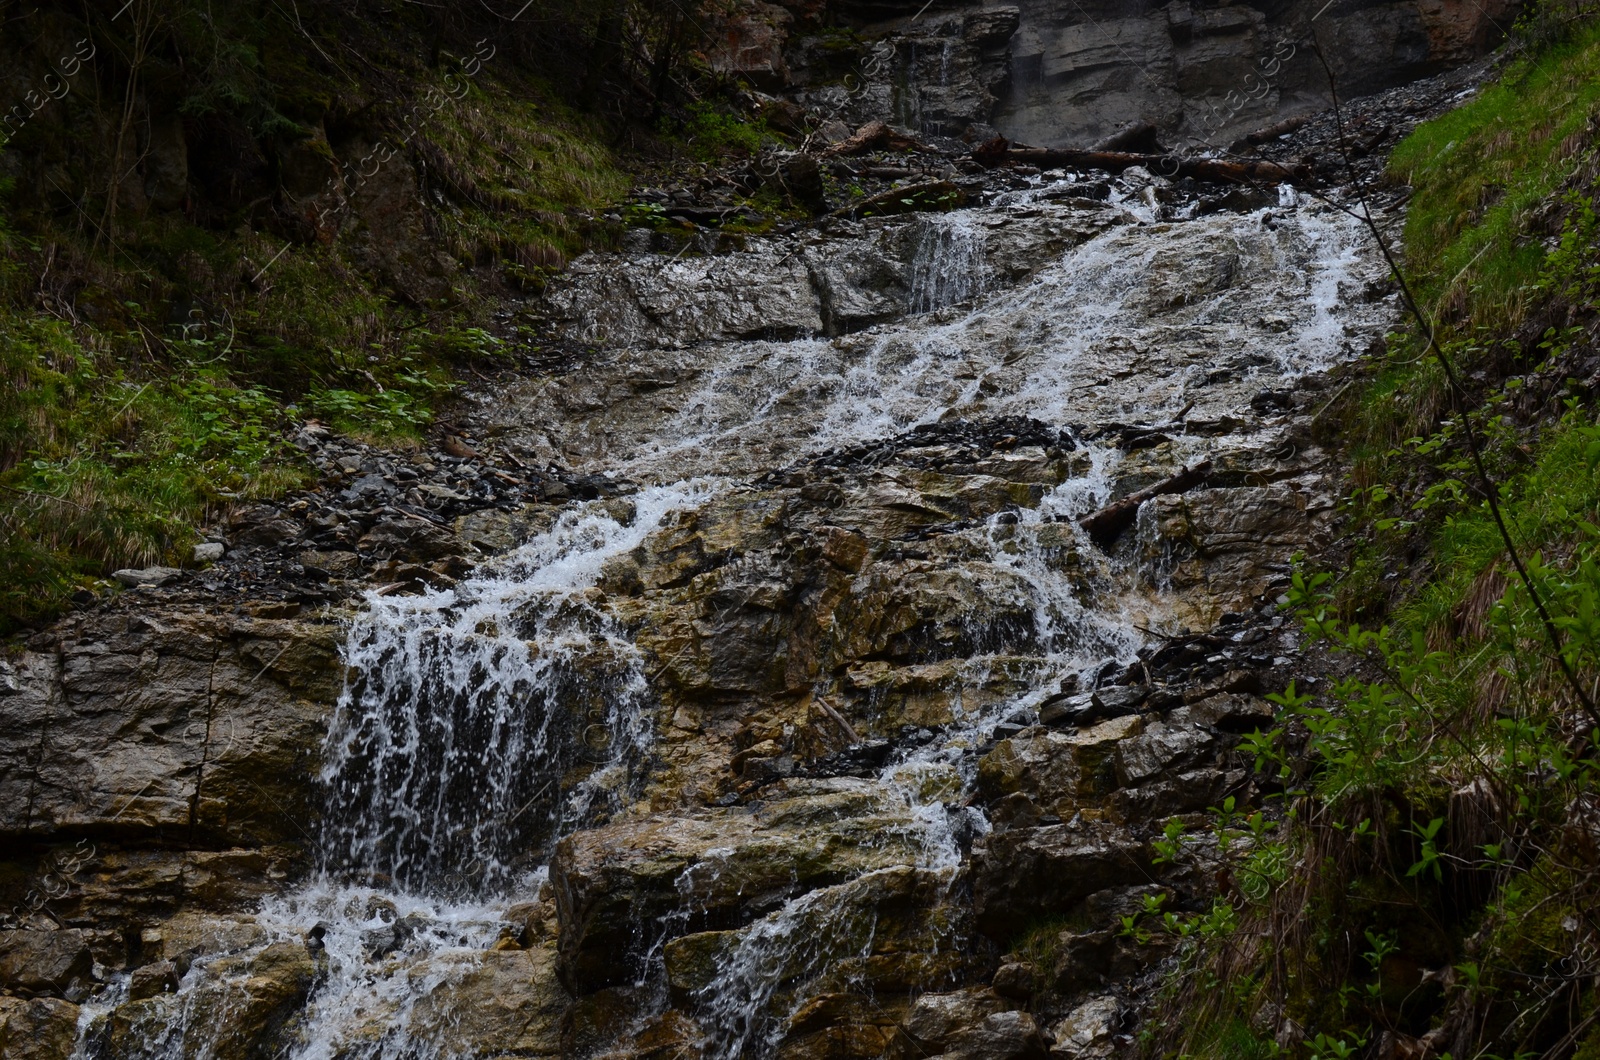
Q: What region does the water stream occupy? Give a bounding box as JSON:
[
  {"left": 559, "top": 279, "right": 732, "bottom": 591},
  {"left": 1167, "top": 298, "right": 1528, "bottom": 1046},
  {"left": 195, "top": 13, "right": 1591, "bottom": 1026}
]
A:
[{"left": 73, "top": 179, "right": 1394, "bottom": 1059}]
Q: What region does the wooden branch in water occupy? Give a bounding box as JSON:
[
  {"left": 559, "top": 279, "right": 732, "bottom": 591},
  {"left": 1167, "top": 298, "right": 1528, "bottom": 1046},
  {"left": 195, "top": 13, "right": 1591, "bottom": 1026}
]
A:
[
  {"left": 971, "top": 141, "right": 1310, "bottom": 185},
  {"left": 815, "top": 699, "right": 860, "bottom": 745},
  {"left": 1230, "top": 113, "right": 1313, "bottom": 150},
  {"left": 1077, "top": 459, "right": 1213, "bottom": 548}
]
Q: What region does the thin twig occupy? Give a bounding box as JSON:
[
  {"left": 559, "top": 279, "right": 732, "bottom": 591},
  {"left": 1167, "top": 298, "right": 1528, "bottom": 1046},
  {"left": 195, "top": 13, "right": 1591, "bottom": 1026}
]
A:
[{"left": 1307, "top": 28, "right": 1600, "bottom": 730}]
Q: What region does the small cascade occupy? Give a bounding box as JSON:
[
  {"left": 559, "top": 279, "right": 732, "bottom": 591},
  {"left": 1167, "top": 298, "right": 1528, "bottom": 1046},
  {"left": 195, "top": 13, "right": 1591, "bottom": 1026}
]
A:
[
  {"left": 675, "top": 463, "right": 1149, "bottom": 1059},
  {"left": 690, "top": 869, "right": 906, "bottom": 1060},
  {"left": 255, "top": 884, "right": 517, "bottom": 1060},
  {"left": 76, "top": 485, "right": 715, "bottom": 1060},
  {"left": 321, "top": 482, "right": 712, "bottom": 893},
  {"left": 551, "top": 194, "right": 1387, "bottom": 485},
  {"left": 68, "top": 168, "right": 1400, "bottom": 1060},
  {"left": 908, "top": 212, "right": 988, "bottom": 314}
]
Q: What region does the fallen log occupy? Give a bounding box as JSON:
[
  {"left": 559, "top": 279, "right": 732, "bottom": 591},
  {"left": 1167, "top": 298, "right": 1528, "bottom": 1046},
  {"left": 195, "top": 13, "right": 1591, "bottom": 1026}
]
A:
[
  {"left": 1089, "top": 122, "right": 1164, "bottom": 154},
  {"left": 831, "top": 179, "right": 966, "bottom": 220},
  {"left": 973, "top": 145, "right": 1311, "bottom": 185},
  {"left": 1230, "top": 113, "right": 1312, "bottom": 150},
  {"left": 819, "top": 120, "right": 933, "bottom": 158},
  {"left": 1077, "top": 459, "right": 1212, "bottom": 547}
]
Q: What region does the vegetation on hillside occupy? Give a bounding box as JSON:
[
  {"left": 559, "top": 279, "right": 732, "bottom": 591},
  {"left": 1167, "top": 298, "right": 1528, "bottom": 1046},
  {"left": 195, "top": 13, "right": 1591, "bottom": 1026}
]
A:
[
  {"left": 1138, "top": 5, "right": 1600, "bottom": 1058},
  {"left": 0, "top": 0, "right": 742, "bottom": 634}
]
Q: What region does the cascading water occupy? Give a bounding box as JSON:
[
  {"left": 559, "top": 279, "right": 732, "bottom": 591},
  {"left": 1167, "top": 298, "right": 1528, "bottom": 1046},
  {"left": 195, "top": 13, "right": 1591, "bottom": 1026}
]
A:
[
  {"left": 286, "top": 483, "right": 717, "bottom": 1059},
  {"left": 669, "top": 455, "right": 1148, "bottom": 1059},
  {"left": 524, "top": 192, "right": 1388, "bottom": 483},
  {"left": 74, "top": 175, "right": 1398, "bottom": 1059},
  {"left": 74, "top": 485, "right": 715, "bottom": 1060},
  {"left": 320, "top": 484, "right": 713, "bottom": 892},
  {"left": 908, "top": 212, "right": 988, "bottom": 314}
]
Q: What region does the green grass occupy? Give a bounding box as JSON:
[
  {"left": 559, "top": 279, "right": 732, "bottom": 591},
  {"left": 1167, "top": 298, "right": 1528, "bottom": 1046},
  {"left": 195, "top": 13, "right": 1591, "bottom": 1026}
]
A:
[
  {"left": 1142, "top": 14, "right": 1600, "bottom": 1057},
  {"left": 1388, "top": 22, "right": 1600, "bottom": 329},
  {"left": 1342, "top": 24, "right": 1600, "bottom": 602},
  {"left": 0, "top": 6, "right": 634, "bottom": 637},
  {"left": 0, "top": 314, "right": 309, "bottom": 631}
]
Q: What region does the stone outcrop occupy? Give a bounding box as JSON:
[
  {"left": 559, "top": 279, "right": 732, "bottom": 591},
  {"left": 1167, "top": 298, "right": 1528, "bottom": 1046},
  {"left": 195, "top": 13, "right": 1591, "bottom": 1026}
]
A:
[
  {"left": 0, "top": 52, "right": 1466, "bottom": 1060},
  {"left": 751, "top": 0, "right": 1517, "bottom": 147},
  {"left": 2, "top": 611, "right": 338, "bottom": 848},
  {"left": 0, "top": 997, "right": 80, "bottom": 1060}
]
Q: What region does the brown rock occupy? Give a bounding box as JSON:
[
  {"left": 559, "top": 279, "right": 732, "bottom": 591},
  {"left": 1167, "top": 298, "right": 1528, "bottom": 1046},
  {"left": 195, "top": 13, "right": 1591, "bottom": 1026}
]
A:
[
  {"left": 97, "top": 940, "right": 314, "bottom": 1060},
  {"left": 0, "top": 930, "right": 92, "bottom": 998},
  {"left": 706, "top": 1, "right": 793, "bottom": 88},
  {"left": 945, "top": 1010, "right": 1049, "bottom": 1059},
  {"left": 0, "top": 996, "right": 79, "bottom": 1060},
  {"left": 127, "top": 960, "right": 179, "bottom": 1001},
  {"left": 971, "top": 821, "right": 1152, "bottom": 939},
  {"left": 1, "top": 613, "right": 335, "bottom": 847},
  {"left": 992, "top": 961, "right": 1036, "bottom": 999},
  {"left": 407, "top": 943, "right": 569, "bottom": 1056},
  {"left": 903, "top": 987, "right": 1016, "bottom": 1050}
]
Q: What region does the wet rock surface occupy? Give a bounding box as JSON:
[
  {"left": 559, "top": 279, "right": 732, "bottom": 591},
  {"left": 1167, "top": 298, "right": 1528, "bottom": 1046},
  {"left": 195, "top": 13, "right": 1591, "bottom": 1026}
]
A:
[{"left": 0, "top": 53, "right": 1498, "bottom": 1060}]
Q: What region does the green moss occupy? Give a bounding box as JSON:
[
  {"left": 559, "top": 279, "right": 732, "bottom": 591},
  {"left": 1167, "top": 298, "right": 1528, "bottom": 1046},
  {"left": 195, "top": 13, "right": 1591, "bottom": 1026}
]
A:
[
  {"left": 0, "top": 5, "right": 634, "bottom": 635},
  {"left": 0, "top": 314, "right": 310, "bottom": 632},
  {"left": 1388, "top": 23, "right": 1600, "bottom": 329}
]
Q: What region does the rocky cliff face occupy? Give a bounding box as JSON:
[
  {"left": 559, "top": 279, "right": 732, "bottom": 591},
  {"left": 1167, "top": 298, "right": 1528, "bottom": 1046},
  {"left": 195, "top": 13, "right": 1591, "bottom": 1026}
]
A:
[
  {"left": 711, "top": 0, "right": 1517, "bottom": 146},
  {"left": 0, "top": 31, "right": 1487, "bottom": 1060}
]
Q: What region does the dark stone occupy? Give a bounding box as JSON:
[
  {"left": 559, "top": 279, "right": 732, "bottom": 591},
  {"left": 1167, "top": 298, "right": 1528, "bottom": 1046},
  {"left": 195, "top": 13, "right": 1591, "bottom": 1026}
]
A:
[
  {"left": 944, "top": 1010, "right": 1048, "bottom": 1059},
  {"left": 357, "top": 517, "right": 462, "bottom": 561},
  {"left": 992, "top": 961, "right": 1035, "bottom": 999},
  {"left": 777, "top": 155, "right": 828, "bottom": 214},
  {"left": 233, "top": 518, "right": 301, "bottom": 549},
  {"left": 127, "top": 960, "right": 179, "bottom": 1001},
  {"left": 0, "top": 930, "right": 94, "bottom": 998},
  {"left": 1249, "top": 390, "right": 1296, "bottom": 413},
  {"left": 971, "top": 822, "right": 1151, "bottom": 938},
  {"left": 1039, "top": 686, "right": 1147, "bottom": 728}
]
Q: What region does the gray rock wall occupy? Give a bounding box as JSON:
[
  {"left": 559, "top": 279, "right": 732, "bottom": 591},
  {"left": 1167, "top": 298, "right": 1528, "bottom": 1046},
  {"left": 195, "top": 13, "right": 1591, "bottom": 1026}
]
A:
[{"left": 745, "top": 0, "right": 1518, "bottom": 146}]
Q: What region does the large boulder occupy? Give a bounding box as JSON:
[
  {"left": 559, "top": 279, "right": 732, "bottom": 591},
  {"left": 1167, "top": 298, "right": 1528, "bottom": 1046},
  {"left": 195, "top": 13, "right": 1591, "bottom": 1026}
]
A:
[
  {"left": 551, "top": 779, "right": 925, "bottom": 992},
  {"left": 995, "top": 0, "right": 1517, "bottom": 147},
  {"left": 0, "top": 612, "right": 338, "bottom": 847},
  {"left": 903, "top": 987, "right": 1019, "bottom": 1052},
  {"left": 0, "top": 996, "right": 79, "bottom": 1060},
  {"left": 406, "top": 943, "right": 568, "bottom": 1056},
  {"left": 0, "top": 930, "right": 92, "bottom": 998},
  {"left": 976, "top": 715, "right": 1144, "bottom": 824},
  {"left": 971, "top": 820, "right": 1153, "bottom": 940}
]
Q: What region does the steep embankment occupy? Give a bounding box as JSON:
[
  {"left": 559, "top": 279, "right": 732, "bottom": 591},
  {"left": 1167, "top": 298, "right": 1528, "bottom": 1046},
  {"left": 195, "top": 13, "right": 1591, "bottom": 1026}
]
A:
[
  {"left": 0, "top": 0, "right": 628, "bottom": 632},
  {"left": 0, "top": 3, "right": 1573, "bottom": 1060},
  {"left": 1135, "top": 15, "right": 1600, "bottom": 1060}
]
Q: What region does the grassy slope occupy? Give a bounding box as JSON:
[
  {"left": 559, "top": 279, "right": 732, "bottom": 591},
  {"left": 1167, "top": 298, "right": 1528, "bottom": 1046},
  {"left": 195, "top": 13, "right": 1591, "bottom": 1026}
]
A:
[
  {"left": 0, "top": 4, "right": 628, "bottom": 635},
  {"left": 1144, "top": 16, "right": 1600, "bottom": 1060}
]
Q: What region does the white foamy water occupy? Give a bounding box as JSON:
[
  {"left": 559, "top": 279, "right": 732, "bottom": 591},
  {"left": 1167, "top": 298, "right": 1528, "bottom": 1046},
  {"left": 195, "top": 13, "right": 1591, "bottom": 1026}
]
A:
[
  {"left": 79, "top": 181, "right": 1398, "bottom": 1060},
  {"left": 321, "top": 480, "right": 717, "bottom": 893},
  {"left": 909, "top": 210, "right": 988, "bottom": 313},
  {"left": 513, "top": 192, "right": 1389, "bottom": 483},
  {"left": 75, "top": 485, "right": 717, "bottom": 1059}
]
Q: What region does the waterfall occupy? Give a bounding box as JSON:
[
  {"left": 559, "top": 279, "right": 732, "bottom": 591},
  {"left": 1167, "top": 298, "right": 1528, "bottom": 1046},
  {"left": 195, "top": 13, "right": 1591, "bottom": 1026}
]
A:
[
  {"left": 319, "top": 483, "right": 712, "bottom": 893},
  {"left": 909, "top": 212, "right": 988, "bottom": 314},
  {"left": 74, "top": 484, "right": 715, "bottom": 1060},
  {"left": 674, "top": 454, "right": 1144, "bottom": 1059},
  {"left": 70, "top": 178, "right": 1397, "bottom": 1059}
]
